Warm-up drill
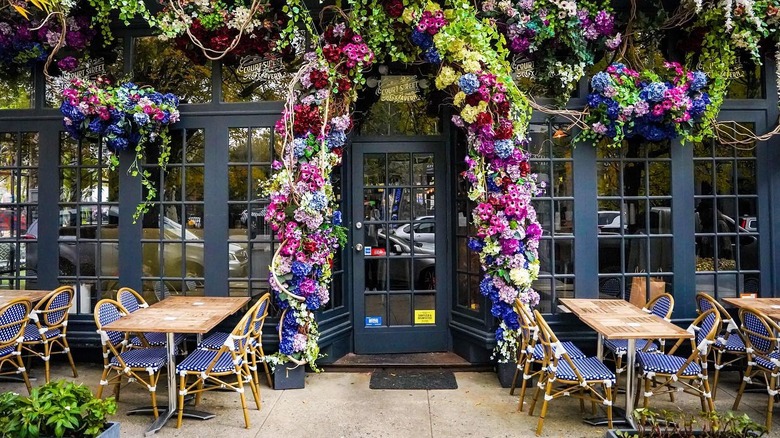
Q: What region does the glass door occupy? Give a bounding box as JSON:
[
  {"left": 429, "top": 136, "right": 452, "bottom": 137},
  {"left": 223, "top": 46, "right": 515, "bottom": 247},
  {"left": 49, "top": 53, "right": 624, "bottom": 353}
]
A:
[{"left": 352, "top": 141, "right": 447, "bottom": 354}]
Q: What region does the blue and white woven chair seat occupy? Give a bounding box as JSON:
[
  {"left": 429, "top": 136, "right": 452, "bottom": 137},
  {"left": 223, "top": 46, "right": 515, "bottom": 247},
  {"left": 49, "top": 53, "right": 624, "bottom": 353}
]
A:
[
  {"left": 0, "top": 345, "right": 16, "bottom": 358},
  {"left": 176, "top": 348, "right": 242, "bottom": 374},
  {"left": 198, "top": 331, "right": 256, "bottom": 350},
  {"left": 130, "top": 332, "right": 186, "bottom": 349},
  {"left": 22, "top": 325, "right": 60, "bottom": 342},
  {"left": 553, "top": 357, "right": 616, "bottom": 382},
  {"left": 714, "top": 334, "right": 746, "bottom": 352},
  {"left": 109, "top": 347, "right": 167, "bottom": 371},
  {"left": 637, "top": 351, "right": 701, "bottom": 376},
  {"left": 753, "top": 351, "right": 780, "bottom": 371},
  {"left": 604, "top": 338, "right": 658, "bottom": 355},
  {"left": 531, "top": 341, "right": 585, "bottom": 361}
]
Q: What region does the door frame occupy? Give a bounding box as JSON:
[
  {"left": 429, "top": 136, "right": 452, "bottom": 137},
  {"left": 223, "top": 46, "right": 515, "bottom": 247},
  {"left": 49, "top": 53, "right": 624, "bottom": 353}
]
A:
[{"left": 350, "top": 139, "right": 451, "bottom": 354}]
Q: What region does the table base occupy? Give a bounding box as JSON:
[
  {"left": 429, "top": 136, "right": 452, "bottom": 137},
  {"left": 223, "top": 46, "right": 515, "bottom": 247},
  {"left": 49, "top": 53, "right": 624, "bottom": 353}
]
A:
[
  {"left": 143, "top": 408, "right": 215, "bottom": 437},
  {"left": 583, "top": 407, "right": 630, "bottom": 426}
]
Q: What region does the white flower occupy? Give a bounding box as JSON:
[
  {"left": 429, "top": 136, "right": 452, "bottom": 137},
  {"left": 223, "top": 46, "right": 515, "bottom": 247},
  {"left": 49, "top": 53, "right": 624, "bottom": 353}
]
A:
[{"left": 510, "top": 268, "right": 531, "bottom": 287}]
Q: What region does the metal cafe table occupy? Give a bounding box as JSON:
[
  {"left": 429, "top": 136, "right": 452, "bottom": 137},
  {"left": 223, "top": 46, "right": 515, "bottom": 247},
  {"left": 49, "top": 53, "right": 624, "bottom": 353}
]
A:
[
  {"left": 722, "top": 297, "right": 780, "bottom": 320},
  {"left": 559, "top": 299, "right": 693, "bottom": 427},
  {"left": 104, "top": 295, "right": 249, "bottom": 436},
  {"left": 0, "top": 289, "right": 51, "bottom": 306}
]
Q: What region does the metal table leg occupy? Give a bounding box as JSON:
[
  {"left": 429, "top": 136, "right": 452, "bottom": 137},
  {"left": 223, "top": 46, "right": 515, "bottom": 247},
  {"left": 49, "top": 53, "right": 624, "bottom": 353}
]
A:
[
  {"left": 583, "top": 335, "right": 631, "bottom": 427},
  {"left": 624, "top": 339, "right": 637, "bottom": 428}
]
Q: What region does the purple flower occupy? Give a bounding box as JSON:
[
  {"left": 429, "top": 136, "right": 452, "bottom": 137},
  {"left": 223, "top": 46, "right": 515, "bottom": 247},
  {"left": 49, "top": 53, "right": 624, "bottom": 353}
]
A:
[{"left": 57, "top": 56, "right": 78, "bottom": 72}]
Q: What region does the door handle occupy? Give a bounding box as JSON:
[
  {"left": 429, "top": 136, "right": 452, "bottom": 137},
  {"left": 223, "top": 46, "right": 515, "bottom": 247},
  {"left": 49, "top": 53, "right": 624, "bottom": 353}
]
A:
[
  {"left": 354, "top": 243, "right": 364, "bottom": 252},
  {"left": 355, "top": 222, "right": 363, "bottom": 229}
]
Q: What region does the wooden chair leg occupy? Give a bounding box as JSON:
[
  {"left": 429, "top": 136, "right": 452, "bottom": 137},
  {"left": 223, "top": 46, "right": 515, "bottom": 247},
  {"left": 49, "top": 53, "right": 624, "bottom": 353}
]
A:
[
  {"left": 733, "top": 365, "right": 752, "bottom": 410},
  {"left": 257, "top": 345, "right": 273, "bottom": 388},
  {"left": 517, "top": 359, "right": 534, "bottom": 412},
  {"left": 535, "top": 379, "right": 553, "bottom": 436},
  {"left": 237, "top": 371, "right": 250, "bottom": 429},
  {"left": 62, "top": 337, "right": 78, "bottom": 378},
  {"left": 711, "top": 350, "right": 723, "bottom": 401},
  {"left": 16, "top": 354, "right": 31, "bottom": 394},
  {"left": 176, "top": 374, "right": 187, "bottom": 428},
  {"left": 150, "top": 373, "right": 159, "bottom": 419},
  {"left": 766, "top": 374, "right": 776, "bottom": 430},
  {"left": 246, "top": 365, "right": 261, "bottom": 410},
  {"left": 529, "top": 375, "right": 543, "bottom": 416},
  {"left": 43, "top": 341, "right": 51, "bottom": 384},
  {"left": 510, "top": 358, "right": 521, "bottom": 396},
  {"left": 643, "top": 376, "right": 651, "bottom": 408},
  {"left": 605, "top": 383, "right": 613, "bottom": 429},
  {"left": 96, "top": 368, "right": 109, "bottom": 399}
]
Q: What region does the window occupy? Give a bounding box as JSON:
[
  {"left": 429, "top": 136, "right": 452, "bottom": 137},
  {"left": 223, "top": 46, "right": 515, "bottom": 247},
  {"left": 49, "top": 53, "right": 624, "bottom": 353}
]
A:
[{"left": 133, "top": 37, "right": 212, "bottom": 104}]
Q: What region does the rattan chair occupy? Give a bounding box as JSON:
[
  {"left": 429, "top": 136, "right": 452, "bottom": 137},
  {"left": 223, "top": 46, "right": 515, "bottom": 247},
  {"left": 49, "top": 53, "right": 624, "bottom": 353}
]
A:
[
  {"left": 197, "top": 294, "right": 272, "bottom": 387},
  {"left": 0, "top": 298, "right": 32, "bottom": 393},
  {"left": 529, "top": 310, "right": 615, "bottom": 436},
  {"left": 695, "top": 292, "right": 747, "bottom": 399},
  {"left": 635, "top": 308, "right": 720, "bottom": 413},
  {"left": 116, "top": 287, "right": 186, "bottom": 351},
  {"left": 175, "top": 308, "right": 261, "bottom": 429},
  {"left": 732, "top": 306, "right": 780, "bottom": 431},
  {"left": 21, "top": 285, "right": 78, "bottom": 383},
  {"left": 510, "top": 300, "right": 586, "bottom": 412},
  {"left": 94, "top": 299, "right": 168, "bottom": 418},
  {"left": 604, "top": 293, "right": 674, "bottom": 390}
]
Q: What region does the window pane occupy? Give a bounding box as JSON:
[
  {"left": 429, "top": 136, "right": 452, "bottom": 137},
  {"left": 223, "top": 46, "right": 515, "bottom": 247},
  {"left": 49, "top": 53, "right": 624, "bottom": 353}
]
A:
[{"left": 133, "top": 37, "right": 211, "bottom": 104}]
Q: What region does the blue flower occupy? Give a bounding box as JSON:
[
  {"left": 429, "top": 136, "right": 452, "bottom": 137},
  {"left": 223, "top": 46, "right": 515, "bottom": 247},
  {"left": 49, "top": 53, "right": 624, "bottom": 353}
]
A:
[
  {"left": 332, "top": 210, "right": 342, "bottom": 226},
  {"left": 494, "top": 139, "right": 514, "bottom": 158},
  {"left": 590, "top": 71, "right": 611, "bottom": 93},
  {"left": 310, "top": 191, "right": 328, "bottom": 210},
  {"left": 327, "top": 130, "right": 346, "bottom": 149},
  {"left": 587, "top": 93, "right": 604, "bottom": 108},
  {"left": 105, "top": 124, "right": 124, "bottom": 136},
  {"left": 305, "top": 293, "right": 321, "bottom": 310},
  {"left": 423, "top": 48, "right": 441, "bottom": 64},
  {"left": 60, "top": 103, "right": 85, "bottom": 124},
  {"left": 163, "top": 93, "right": 180, "bottom": 107},
  {"left": 689, "top": 71, "right": 707, "bottom": 92},
  {"left": 410, "top": 29, "right": 433, "bottom": 50},
  {"left": 467, "top": 237, "right": 484, "bottom": 252},
  {"left": 88, "top": 118, "right": 107, "bottom": 135},
  {"left": 106, "top": 137, "right": 129, "bottom": 152},
  {"left": 293, "top": 137, "right": 307, "bottom": 158},
  {"left": 133, "top": 112, "right": 150, "bottom": 126},
  {"left": 291, "top": 261, "right": 311, "bottom": 277},
  {"left": 606, "top": 101, "right": 620, "bottom": 120},
  {"left": 458, "top": 73, "right": 480, "bottom": 95},
  {"left": 479, "top": 276, "right": 494, "bottom": 297},
  {"left": 643, "top": 82, "right": 667, "bottom": 102}
]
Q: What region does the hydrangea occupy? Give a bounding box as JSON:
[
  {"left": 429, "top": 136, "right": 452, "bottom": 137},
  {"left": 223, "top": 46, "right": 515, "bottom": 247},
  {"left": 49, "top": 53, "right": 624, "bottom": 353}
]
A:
[
  {"left": 293, "top": 138, "right": 308, "bottom": 158},
  {"left": 689, "top": 71, "right": 708, "bottom": 92},
  {"left": 644, "top": 82, "right": 667, "bottom": 102},
  {"left": 458, "top": 73, "right": 480, "bottom": 95},
  {"left": 591, "top": 72, "right": 611, "bottom": 93},
  {"left": 493, "top": 139, "right": 514, "bottom": 158}
]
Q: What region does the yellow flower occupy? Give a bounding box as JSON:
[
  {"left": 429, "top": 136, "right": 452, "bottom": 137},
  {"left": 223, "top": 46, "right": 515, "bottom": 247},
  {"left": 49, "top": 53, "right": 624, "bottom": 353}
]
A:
[
  {"left": 453, "top": 91, "right": 466, "bottom": 106},
  {"left": 425, "top": 1, "right": 442, "bottom": 13},
  {"left": 461, "top": 104, "right": 479, "bottom": 123},
  {"left": 402, "top": 8, "right": 415, "bottom": 24},
  {"left": 435, "top": 66, "right": 459, "bottom": 89},
  {"left": 463, "top": 59, "right": 481, "bottom": 73}
]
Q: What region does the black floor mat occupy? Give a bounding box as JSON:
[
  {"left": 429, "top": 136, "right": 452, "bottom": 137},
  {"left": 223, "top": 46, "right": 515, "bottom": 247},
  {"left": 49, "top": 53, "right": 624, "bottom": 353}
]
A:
[{"left": 369, "top": 369, "right": 458, "bottom": 390}]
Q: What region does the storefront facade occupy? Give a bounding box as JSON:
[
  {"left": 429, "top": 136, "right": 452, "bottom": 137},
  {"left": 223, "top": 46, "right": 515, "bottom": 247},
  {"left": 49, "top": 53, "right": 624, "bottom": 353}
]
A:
[{"left": 1, "top": 26, "right": 779, "bottom": 364}]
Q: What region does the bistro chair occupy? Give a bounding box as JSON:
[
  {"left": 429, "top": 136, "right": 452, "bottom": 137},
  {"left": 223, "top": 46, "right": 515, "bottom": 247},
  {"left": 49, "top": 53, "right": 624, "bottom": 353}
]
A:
[
  {"left": 529, "top": 310, "right": 615, "bottom": 436},
  {"left": 0, "top": 298, "right": 32, "bottom": 393},
  {"left": 732, "top": 307, "right": 780, "bottom": 431},
  {"left": 604, "top": 293, "right": 674, "bottom": 390},
  {"left": 175, "top": 308, "right": 261, "bottom": 429},
  {"left": 510, "top": 299, "right": 586, "bottom": 412},
  {"left": 116, "top": 287, "right": 186, "bottom": 351},
  {"left": 635, "top": 308, "right": 720, "bottom": 413},
  {"left": 21, "top": 285, "right": 78, "bottom": 383},
  {"left": 695, "top": 292, "right": 747, "bottom": 399},
  {"left": 94, "top": 299, "right": 168, "bottom": 418},
  {"left": 198, "top": 294, "right": 272, "bottom": 387}
]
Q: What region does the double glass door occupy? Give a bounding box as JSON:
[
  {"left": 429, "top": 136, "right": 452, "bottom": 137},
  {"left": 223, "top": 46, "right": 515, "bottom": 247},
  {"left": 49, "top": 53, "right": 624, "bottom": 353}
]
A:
[{"left": 352, "top": 141, "right": 448, "bottom": 354}]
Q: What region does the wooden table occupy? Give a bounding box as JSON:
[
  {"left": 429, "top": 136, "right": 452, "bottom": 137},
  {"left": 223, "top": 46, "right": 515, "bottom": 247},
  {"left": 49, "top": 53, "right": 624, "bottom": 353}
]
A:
[
  {"left": 561, "top": 299, "right": 692, "bottom": 427},
  {"left": 722, "top": 297, "right": 780, "bottom": 320},
  {"left": 104, "top": 296, "right": 249, "bottom": 436},
  {"left": 0, "top": 290, "right": 51, "bottom": 307}
]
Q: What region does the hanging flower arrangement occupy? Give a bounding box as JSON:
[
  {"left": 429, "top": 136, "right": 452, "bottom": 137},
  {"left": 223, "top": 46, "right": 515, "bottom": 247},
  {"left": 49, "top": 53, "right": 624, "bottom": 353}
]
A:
[
  {"left": 478, "top": 0, "right": 620, "bottom": 104},
  {"left": 154, "top": 0, "right": 289, "bottom": 65},
  {"left": 581, "top": 62, "right": 712, "bottom": 148},
  {"left": 59, "top": 76, "right": 181, "bottom": 220},
  {"left": 262, "top": 18, "right": 374, "bottom": 369}
]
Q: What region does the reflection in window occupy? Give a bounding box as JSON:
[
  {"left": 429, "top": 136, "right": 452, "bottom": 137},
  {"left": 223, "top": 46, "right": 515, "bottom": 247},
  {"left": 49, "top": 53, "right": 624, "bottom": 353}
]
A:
[
  {"left": 58, "top": 134, "right": 118, "bottom": 313},
  {"left": 455, "top": 138, "right": 481, "bottom": 313},
  {"left": 694, "top": 129, "right": 759, "bottom": 299},
  {"left": 359, "top": 99, "right": 439, "bottom": 136},
  {"left": 133, "top": 37, "right": 211, "bottom": 104},
  {"left": 0, "top": 132, "right": 37, "bottom": 289},
  {"left": 142, "top": 129, "right": 206, "bottom": 300},
  {"left": 222, "top": 60, "right": 293, "bottom": 102},
  {"left": 528, "top": 123, "right": 574, "bottom": 313},
  {"left": 596, "top": 140, "right": 673, "bottom": 304},
  {"left": 724, "top": 55, "right": 763, "bottom": 99},
  {"left": 0, "top": 70, "right": 33, "bottom": 109}
]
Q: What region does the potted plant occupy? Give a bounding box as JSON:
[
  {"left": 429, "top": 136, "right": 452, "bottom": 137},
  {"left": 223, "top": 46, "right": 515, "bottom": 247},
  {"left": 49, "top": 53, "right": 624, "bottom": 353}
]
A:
[
  {"left": 605, "top": 408, "right": 767, "bottom": 437},
  {"left": 0, "top": 379, "right": 118, "bottom": 437}
]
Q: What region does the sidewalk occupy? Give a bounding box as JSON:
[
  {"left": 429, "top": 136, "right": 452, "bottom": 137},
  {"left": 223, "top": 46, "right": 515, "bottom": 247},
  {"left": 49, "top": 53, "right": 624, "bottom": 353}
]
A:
[{"left": 8, "top": 362, "right": 780, "bottom": 437}]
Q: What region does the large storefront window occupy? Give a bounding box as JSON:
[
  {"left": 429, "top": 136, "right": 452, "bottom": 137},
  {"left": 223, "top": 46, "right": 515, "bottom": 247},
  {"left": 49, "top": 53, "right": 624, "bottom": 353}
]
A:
[
  {"left": 58, "top": 134, "right": 118, "bottom": 313},
  {"left": 133, "top": 37, "right": 212, "bottom": 104},
  {"left": 0, "top": 70, "right": 33, "bottom": 109},
  {"left": 141, "top": 129, "right": 206, "bottom": 300},
  {"left": 0, "top": 132, "right": 38, "bottom": 289},
  {"left": 694, "top": 131, "right": 760, "bottom": 298},
  {"left": 597, "top": 140, "right": 674, "bottom": 304},
  {"left": 529, "top": 124, "right": 574, "bottom": 313}
]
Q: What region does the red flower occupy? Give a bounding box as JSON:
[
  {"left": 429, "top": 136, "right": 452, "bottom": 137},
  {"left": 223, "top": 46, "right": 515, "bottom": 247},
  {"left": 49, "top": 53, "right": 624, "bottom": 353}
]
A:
[
  {"left": 465, "top": 94, "right": 483, "bottom": 106},
  {"left": 475, "top": 112, "right": 493, "bottom": 127},
  {"left": 496, "top": 100, "right": 510, "bottom": 115},
  {"left": 494, "top": 119, "right": 513, "bottom": 139},
  {"left": 519, "top": 161, "right": 531, "bottom": 176},
  {"left": 384, "top": 0, "right": 404, "bottom": 18},
  {"left": 323, "top": 44, "right": 341, "bottom": 63},
  {"left": 337, "top": 78, "right": 352, "bottom": 93},
  {"left": 292, "top": 104, "right": 323, "bottom": 136},
  {"left": 309, "top": 69, "right": 330, "bottom": 89},
  {"left": 303, "top": 240, "right": 317, "bottom": 252}
]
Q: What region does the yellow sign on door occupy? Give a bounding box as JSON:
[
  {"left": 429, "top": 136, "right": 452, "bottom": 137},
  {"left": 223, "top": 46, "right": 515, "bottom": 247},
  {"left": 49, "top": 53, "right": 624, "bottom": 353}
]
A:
[{"left": 414, "top": 310, "right": 435, "bottom": 324}]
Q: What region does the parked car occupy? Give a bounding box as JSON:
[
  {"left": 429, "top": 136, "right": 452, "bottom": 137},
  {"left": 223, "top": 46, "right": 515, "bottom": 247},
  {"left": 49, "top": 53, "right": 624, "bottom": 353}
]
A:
[
  {"left": 597, "top": 210, "right": 626, "bottom": 233},
  {"left": 740, "top": 216, "right": 758, "bottom": 233},
  {"left": 376, "top": 229, "right": 436, "bottom": 290},
  {"left": 392, "top": 216, "right": 436, "bottom": 243},
  {"left": 24, "top": 212, "right": 249, "bottom": 291}
]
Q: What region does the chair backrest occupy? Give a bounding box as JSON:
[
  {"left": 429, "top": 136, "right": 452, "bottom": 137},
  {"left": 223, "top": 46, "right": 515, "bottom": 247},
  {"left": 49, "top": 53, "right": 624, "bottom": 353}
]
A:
[
  {"left": 32, "top": 286, "right": 74, "bottom": 329},
  {"left": 249, "top": 294, "right": 270, "bottom": 339},
  {"left": 695, "top": 292, "right": 740, "bottom": 334},
  {"left": 116, "top": 287, "right": 148, "bottom": 314},
  {"left": 738, "top": 307, "right": 780, "bottom": 358},
  {"left": 514, "top": 299, "right": 538, "bottom": 359},
  {"left": 645, "top": 293, "right": 674, "bottom": 320},
  {"left": 0, "top": 298, "right": 31, "bottom": 348},
  {"left": 93, "top": 299, "right": 129, "bottom": 356},
  {"left": 201, "top": 310, "right": 254, "bottom": 375},
  {"left": 533, "top": 309, "right": 583, "bottom": 382}
]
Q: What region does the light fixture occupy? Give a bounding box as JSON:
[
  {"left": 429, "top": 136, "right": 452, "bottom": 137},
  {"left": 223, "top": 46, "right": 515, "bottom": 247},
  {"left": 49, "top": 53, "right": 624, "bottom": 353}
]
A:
[
  {"left": 552, "top": 128, "right": 569, "bottom": 140},
  {"left": 366, "top": 78, "right": 379, "bottom": 88},
  {"left": 378, "top": 65, "right": 389, "bottom": 75}
]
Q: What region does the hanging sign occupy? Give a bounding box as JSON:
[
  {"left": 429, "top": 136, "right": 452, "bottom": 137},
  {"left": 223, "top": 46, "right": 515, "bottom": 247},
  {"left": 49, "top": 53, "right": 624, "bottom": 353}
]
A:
[
  {"left": 511, "top": 56, "right": 536, "bottom": 81},
  {"left": 414, "top": 309, "right": 435, "bottom": 324},
  {"left": 379, "top": 75, "right": 420, "bottom": 102},
  {"left": 236, "top": 55, "right": 287, "bottom": 83}
]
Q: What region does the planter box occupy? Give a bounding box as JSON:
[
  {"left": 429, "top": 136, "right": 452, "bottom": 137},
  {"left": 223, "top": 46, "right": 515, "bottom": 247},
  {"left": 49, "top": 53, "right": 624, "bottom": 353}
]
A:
[
  {"left": 273, "top": 363, "right": 305, "bottom": 390},
  {"left": 97, "top": 422, "right": 120, "bottom": 438},
  {"left": 605, "top": 430, "right": 706, "bottom": 438},
  {"left": 496, "top": 361, "right": 517, "bottom": 388}
]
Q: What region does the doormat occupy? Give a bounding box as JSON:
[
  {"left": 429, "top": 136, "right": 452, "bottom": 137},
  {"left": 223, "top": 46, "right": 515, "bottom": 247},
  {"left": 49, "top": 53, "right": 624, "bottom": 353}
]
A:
[{"left": 369, "top": 369, "right": 458, "bottom": 390}]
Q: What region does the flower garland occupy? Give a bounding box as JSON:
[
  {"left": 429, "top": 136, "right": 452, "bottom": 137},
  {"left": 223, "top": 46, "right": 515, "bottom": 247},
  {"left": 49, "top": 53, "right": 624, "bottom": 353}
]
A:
[
  {"left": 581, "top": 62, "right": 712, "bottom": 147},
  {"left": 262, "top": 18, "right": 374, "bottom": 369},
  {"left": 478, "top": 0, "right": 620, "bottom": 105},
  {"left": 59, "top": 76, "right": 181, "bottom": 221}
]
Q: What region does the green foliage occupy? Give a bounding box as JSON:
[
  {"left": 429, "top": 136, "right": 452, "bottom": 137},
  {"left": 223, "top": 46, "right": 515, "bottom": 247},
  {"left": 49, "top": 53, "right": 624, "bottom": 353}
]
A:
[
  {"left": 350, "top": 0, "right": 422, "bottom": 63},
  {"left": 615, "top": 408, "right": 768, "bottom": 438},
  {"left": 0, "top": 380, "right": 117, "bottom": 438}
]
